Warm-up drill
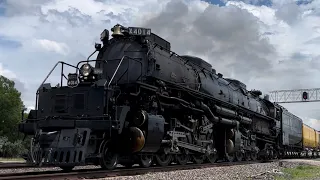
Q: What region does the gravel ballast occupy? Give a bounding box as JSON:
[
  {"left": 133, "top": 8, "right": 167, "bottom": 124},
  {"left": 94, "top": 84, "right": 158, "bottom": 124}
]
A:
[
  {"left": 1, "top": 159, "right": 320, "bottom": 180},
  {"left": 100, "top": 162, "right": 282, "bottom": 180},
  {"left": 100, "top": 159, "right": 320, "bottom": 180},
  {"left": 0, "top": 165, "right": 99, "bottom": 174}
]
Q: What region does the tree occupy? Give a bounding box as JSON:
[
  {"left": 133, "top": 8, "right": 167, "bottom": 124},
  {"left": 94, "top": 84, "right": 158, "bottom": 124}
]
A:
[{"left": 0, "top": 75, "right": 24, "bottom": 142}]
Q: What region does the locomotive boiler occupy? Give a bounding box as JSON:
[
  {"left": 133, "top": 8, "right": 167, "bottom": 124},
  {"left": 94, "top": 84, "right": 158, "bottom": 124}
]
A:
[{"left": 18, "top": 24, "right": 293, "bottom": 170}]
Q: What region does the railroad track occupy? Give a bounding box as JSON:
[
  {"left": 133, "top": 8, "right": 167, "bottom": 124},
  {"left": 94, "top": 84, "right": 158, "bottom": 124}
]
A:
[
  {"left": 0, "top": 160, "right": 276, "bottom": 180},
  {"left": 0, "top": 163, "right": 35, "bottom": 169}
]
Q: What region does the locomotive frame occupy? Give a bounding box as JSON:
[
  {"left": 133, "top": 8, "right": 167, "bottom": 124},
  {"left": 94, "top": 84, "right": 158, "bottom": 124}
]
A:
[{"left": 18, "top": 24, "right": 320, "bottom": 171}]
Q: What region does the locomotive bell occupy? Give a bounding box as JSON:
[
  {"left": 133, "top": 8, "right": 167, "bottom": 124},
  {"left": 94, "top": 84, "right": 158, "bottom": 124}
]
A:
[{"left": 111, "top": 24, "right": 124, "bottom": 37}]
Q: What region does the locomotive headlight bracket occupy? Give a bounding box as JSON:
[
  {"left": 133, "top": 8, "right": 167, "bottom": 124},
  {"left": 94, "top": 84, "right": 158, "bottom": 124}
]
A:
[{"left": 80, "top": 63, "right": 92, "bottom": 77}]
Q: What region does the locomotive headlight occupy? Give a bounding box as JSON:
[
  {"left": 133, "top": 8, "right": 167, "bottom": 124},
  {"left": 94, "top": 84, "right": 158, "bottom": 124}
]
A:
[{"left": 80, "top": 63, "right": 92, "bottom": 77}]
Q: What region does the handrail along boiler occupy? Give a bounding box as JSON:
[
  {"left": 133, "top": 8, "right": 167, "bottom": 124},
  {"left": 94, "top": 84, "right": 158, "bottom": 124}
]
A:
[{"left": 18, "top": 24, "right": 320, "bottom": 171}]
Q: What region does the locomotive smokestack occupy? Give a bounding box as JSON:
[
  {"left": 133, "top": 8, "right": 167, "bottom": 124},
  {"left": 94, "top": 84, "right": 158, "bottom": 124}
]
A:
[{"left": 100, "top": 29, "right": 109, "bottom": 45}]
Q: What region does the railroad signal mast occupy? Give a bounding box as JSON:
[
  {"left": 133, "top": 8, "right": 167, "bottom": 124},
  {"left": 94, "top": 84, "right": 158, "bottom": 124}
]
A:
[{"left": 269, "top": 88, "right": 320, "bottom": 103}]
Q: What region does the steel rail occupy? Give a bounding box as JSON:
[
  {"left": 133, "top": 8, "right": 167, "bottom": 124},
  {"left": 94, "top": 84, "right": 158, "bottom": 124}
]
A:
[
  {"left": 0, "top": 163, "right": 32, "bottom": 169},
  {"left": 0, "top": 163, "right": 53, "bottom": 170},
  {"left": 0, "top": 160, "right": 277, "bottom": 180}
]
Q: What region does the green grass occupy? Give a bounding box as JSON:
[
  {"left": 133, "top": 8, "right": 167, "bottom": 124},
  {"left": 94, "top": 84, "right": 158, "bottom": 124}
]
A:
[
  {"left": 275, "top": 165, "right": 320, "bottom": 180},
  {"left": 0, "top": 157, "right": 25, "bottom": 163}
]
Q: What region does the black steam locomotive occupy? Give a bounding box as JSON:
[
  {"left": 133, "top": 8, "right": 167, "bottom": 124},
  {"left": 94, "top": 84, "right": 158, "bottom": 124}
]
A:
[{"left": 18, "top": 24, "right": 308, "bottom": 171}]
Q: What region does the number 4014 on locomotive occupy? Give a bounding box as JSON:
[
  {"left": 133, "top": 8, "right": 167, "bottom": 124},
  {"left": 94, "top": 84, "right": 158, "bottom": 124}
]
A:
[{"left": 18, "top": 24, "right": 287, "bottom": 171}]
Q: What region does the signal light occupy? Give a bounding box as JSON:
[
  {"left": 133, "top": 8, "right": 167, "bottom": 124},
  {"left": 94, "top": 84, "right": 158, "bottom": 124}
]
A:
[{"left": 302, "top": 91, "right": 308, "bottom": 100}]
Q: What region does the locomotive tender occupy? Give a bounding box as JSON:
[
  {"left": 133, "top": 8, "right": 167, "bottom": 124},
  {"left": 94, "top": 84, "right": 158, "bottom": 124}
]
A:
[{"left": 18, "top": 24, "right": 320, "bottom": 170}]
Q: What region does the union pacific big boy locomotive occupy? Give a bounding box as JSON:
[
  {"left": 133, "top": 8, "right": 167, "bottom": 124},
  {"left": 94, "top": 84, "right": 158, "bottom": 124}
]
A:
[{"left": 18, "top": 24, "right": 320, "bottom": 171}]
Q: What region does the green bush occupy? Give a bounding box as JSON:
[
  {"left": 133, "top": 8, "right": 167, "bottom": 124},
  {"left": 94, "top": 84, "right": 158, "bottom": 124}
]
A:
[
  {"left": 0, "top": 136, "right": 8, "bottom": 156},
  {"left": 0, "top": 136, "right": 27, "bottom": 158}
]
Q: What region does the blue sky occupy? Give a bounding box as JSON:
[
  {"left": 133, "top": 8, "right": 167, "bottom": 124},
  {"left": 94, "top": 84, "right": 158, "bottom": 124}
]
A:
[
  {"left": 206, "top": 0, "right": 272, "bottom": 6},
  {"left": 0, "top": 0, "right": 320, "bottom": 130},
  {"left": 0, "top": 36, "right": 21, "bottom": 49},
  {"left": 206, "top": 0, "right": 314, "bottom": 6},
  {"left": 0, "top": 0, "right": 5, "bottom": 16},
  {"left": 206, "top": 0, "right": 226, "bottom": 6}
]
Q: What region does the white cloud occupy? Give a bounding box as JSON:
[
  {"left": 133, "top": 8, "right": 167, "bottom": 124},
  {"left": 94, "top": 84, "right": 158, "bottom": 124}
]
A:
[
  {"left": 0, "top": 0, "right": 320, "bottom": 130},
  {"left": 0, "top": 63, "right": 17, "bottom": 79},
  {"left": 139, "top": 0, "right": 320, "bottom": 130},
  {"left": 225, "top": 0, "right": 320, "bottom": 130},
  {"left": 305, "top": 118, "right": 320, "bottom": 131},
  {"left": 30, "top": 39, "right": 70, "bottom": 55}
]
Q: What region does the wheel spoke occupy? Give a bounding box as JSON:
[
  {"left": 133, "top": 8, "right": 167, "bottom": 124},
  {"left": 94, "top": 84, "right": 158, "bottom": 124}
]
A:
[
  {"left": 100, "top": 140, "right": 118, "bottom": 170},
  {"left": 251, "top": 151, "right": 257, "bottom": 161},
  {"left": 155, "top": 153, "right": 172, "bottom": 166},
  {"left": 244, "top": 152, "right": 251, "bottom": 161},
  {"left": 225, "top": 153, "right": 235, "bottom": 162},
  {"left": 176, "top": 153, "right": 189, "bottom": 165},
  {"left": 192, "top": 154, "right": 205, "bottom": 164},
  {"left": 207, "top": 153, "right": 218, "bottom": 163},
  {"left": 235, "top": 151, "right": 243, "bottom": 161},
  {"left": 139, "top": 154, "right": 153, "bottom": 168}
]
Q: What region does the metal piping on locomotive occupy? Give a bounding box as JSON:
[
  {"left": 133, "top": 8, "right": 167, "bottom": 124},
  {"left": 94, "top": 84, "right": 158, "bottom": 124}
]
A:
[
  {"left": 199, "top": 102, "right": 239, "bottom": 128},
  {"left": 212, "top": 105, "right": 252, "bottom": 125},
  {"left": 199, "top": 102, "right": 252, "bottom": 128},
  {"left": 157, "top": 92, "right": 252, "bottom": 127}
]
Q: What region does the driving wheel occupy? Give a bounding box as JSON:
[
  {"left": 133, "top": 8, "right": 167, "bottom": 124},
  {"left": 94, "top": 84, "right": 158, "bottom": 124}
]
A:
[
  {"left": 235, "top": 151, "right": 243, "bottom": 161},
  {"left": 192, "top": 154, "right": 205, "bottom": 164},
  {"left": 251, "top": 151, "right": 257, "bottom": 161},
  {"left": 99, "top": 140, "right": 118, "bottom": 170},
  {"left": 176, "top": 151, "right": 189, "bottom": 165},
  {"left": 155, "top": 153, "right": 172, "bottom": 166}
]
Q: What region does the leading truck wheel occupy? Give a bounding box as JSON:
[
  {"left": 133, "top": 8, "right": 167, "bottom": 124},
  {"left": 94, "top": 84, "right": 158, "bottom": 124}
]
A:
[
  {"left": 99, "top": 140, "right": 118, "bottom": 170},
  {"left": 139, "top": 154, "right": 153, "bottom": 168}
]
